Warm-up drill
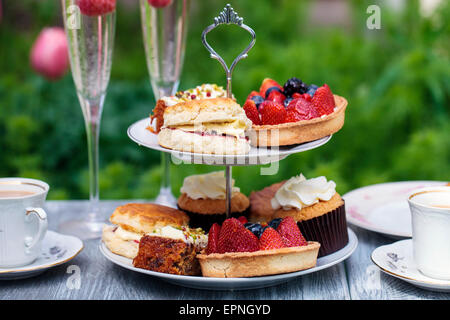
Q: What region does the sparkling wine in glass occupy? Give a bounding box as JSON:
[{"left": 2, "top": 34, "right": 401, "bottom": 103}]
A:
[
  {"left": 59, "top": 0, "right": 115, "bottom": 239},
  {"left": 139, "top": 0, "right": 190, "bottom": 207}
]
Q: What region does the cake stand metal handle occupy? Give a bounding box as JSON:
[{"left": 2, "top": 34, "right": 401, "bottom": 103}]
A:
[
  {"left": 201, "top": 3, "right": 256, "bottom": 98},
  {"left": 201, "top": 4, "right": 255, "bottom": 218}
]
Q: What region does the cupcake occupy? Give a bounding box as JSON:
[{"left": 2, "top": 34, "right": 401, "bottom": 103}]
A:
[
  {"left": 177, "top": 171, "right": 250, "bottom": 230},
  {"left": 249, "top": 174, "right": 348, "bottom": 257}
]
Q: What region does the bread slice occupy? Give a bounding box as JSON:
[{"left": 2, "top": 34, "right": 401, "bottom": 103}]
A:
[
  {"left": 197, "top": 242, "right": 320, "bottom": 278},
  {"left": 249, "top": 95, "right": 347, "bottom": 147}
]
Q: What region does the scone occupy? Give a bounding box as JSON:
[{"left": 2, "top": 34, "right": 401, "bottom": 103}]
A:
[
  {"left": 177, "top": 171, "right": 249, "bottom": 231},
  {"left": 102, "top": 203, "right": 208, "bottom": 276},
  {"left": 158, "top": 97, "right": 252, "bottom": 155},
  {"left": 249, "top": 174, "right": 348, "bottom": 257},
  {"left": 150, "top": 84, "right": 228, "bottom": 134}
]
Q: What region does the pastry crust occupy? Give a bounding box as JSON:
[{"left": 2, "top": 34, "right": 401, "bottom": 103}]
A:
[
  {"left": 163, "top": 98, "right": 245, "bottom": 127},
  {"left": 110, "top": 203, "right": 189, "bottom": 234},
  {"left": 249, "top": 182, "right": 343, "bottom": 223},
  {"left": 197, "top": 242, "right": 320, "bottom": 278},
  {"left": 248, "top": 95, "right": 347, "bottom": 147},
  {"left": 177, "top": 192, "right": 249, "bottom": 215}
]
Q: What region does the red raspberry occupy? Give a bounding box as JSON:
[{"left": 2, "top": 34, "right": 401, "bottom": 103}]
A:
[
  {"left": 77, "top": 0, "right": 116, "bottom": 16},
  {"left": 147, "top": 0, "right": 173, "bottom": 8}
]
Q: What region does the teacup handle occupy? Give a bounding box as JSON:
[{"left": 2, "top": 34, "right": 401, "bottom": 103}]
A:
[{"left": 24, "top": 207, "right": 48, "bottom": 253}]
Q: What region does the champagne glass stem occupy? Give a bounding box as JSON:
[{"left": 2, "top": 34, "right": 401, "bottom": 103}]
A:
[{"left": 81, "top": 97, "right": 104, "bottom": 218}]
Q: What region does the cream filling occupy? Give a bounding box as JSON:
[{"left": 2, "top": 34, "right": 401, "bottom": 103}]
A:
[
  {"left": 167, "top": 119, "right": 248, "bottom": 138},
  {"left": 113, "top": 225, "right": 208, "bottom": 248}
]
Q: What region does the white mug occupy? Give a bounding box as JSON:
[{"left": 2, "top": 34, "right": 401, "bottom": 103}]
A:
[
  {"left": 408, "top": 186, "right": 450, "bottom": 280},
  {"left": 0, "top": 178, "right": 49, "bottom": 268}
]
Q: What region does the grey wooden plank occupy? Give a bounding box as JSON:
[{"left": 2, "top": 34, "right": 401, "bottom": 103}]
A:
[
  {"left": 0, "top": 200, "right": 351, "bottom": 300},
  {"left": 345, "top": 225, "right": 450, "bottom": 300}
]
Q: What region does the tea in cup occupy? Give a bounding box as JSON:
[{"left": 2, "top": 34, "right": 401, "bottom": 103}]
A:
[
  {"left": 408, "top": 186, "right": 450, "bottom": 280},
  {"left": 0, "top": 178, "right": 49, "bottom": 268}
]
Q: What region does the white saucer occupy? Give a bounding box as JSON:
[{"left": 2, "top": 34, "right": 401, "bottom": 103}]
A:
[
  {"left": 343, "top": 181, "right": 447, "bottom": 238},
  {"left": 0, "top": 231, "right": 83, "bottom": 280},
  {"left": 100, "top": 228, "right": 358, "bottom": 291},
  {"left": 371, "top": 239, "right": 450, "bottom": 292},
  {"left": 127, "top": 117, "right": 331, "bottom": 166}
]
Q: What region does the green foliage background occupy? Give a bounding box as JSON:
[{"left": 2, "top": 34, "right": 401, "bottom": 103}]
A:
[{"left": 0, "top": 0, "right": 449, "bottom": 201}]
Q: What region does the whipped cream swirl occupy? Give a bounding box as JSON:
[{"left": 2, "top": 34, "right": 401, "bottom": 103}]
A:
[
  {"left": 180, "top": 171, "right": 240, "bottom": 200},
  {"left": 271, "top": 174, "right": 336, "bottom": 210}
]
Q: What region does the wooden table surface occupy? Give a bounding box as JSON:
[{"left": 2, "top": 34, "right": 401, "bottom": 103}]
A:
[{"left": 1, "top": 200, "right": 449, "bottom": 300}]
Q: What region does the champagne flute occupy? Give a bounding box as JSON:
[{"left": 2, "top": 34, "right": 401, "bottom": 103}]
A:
[
  {"left": 59, "top": 0, "right": 116, "bottom": 239},
  {"left": 139, "top": 0, "right": 190, "bottom": 207}
]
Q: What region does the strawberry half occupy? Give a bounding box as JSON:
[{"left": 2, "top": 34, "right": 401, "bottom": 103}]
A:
[
  {"left": 259, "top": 227, "right": 286, "bottom": 250},
  {"left": 77, "top": 0, "right": 116, "bottom": 16},
  {"left": 259, "top": 101, "right": 286, "bottom": 125},
  {"left": 276, "top": 216, "right": 308, "bottom": 247},
  {"left": 243, "top": 99, "right": 261, "bottom": 125},
  {"left": 311, "top": 84, "right": 335, "bottom": 116},
  {"left": 206, "top": 223, "right": 221, "bottom": 254},
  {"left": 259, "top": 78, "right": 283, "bottom": 98},
  {"left": 217, "top": 218, "right": 259, "bottom": 253},
  {"left": 286, "top": 97, "right": 320, "bottom": 122},
  {"left": 266, "top": 90, "right": 286, "bottom": 104}
]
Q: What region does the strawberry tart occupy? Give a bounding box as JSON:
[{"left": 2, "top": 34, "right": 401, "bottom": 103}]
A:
[
  {"left": 243, "top": 78, "right": 347, "bottom": 147},
  {"left": 197, "top": 216, "right": 320, "bottom": 277}
]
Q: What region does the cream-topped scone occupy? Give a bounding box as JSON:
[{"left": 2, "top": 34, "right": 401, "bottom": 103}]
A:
[
  {"left": 177, "top": 171, "right": 249, "bottom": 231},
  {"left": 157, "top": 97, "right": 252, "bottom": 155},
  {"left": 249, "top": 173, "right": 348, "bottom": 257}
]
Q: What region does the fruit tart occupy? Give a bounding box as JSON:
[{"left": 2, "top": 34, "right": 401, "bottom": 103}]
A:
[
  {"left": 243, "top": 78, "right": 347, "bottom": 147},
  {"left": 197, "top": 216, "right": 320, "bottom": 278}
]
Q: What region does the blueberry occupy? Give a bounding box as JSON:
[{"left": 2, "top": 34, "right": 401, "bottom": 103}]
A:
[
  {"left": 244, "top": 223, "right": 265, "bottom": 238},
  {"left": 284, "top": 97, "right": 293, "bottom": 108},
  {"left": 283, "top": 77, "right": 308, "bottom": 96},
  {"left": 250, "top": 95, "right": 264, "bottom": 109},
  {"left": 306, "top": 84, "right": 318, "bottom": 97},
  {"left": 268, "top": 218, "right": 282, "bottom": 230},
  {"left": 264, "top": 86, "right": 282, "bottom": 99}
]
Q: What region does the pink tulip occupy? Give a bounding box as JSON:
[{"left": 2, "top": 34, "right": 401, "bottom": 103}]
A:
[{"left": 30, "top": 27, "right": 69, "bottom": 80}]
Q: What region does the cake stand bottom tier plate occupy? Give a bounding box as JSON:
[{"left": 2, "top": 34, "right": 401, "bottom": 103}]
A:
[{"left": 100, "top": 228, "right": 357, "bottom": 291}]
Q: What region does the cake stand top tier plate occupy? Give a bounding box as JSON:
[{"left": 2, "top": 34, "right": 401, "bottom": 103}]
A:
[{"left": 127, "top": 117, "right": 332, "bottom": 166}]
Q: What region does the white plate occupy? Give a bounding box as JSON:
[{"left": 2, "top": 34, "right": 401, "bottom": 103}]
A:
[
  {"left": 371, "top": 239, "right": 450, "bottom": 292},
  {"left": 0, "top": 231, "right": 83, "bottom": 280},
  {"left": 127, "top": 118, "right": 332, "bottom": 166},
  {"left": 343, "top": 181, "right": 447, "bottom": 239},
  {"left": 100, "top": 228, "right": 357, "bottom": 290}
]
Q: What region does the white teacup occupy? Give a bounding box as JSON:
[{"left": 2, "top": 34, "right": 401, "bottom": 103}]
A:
[
  {"left": 0, "top": 178, "right": 49, "bottom": 268},
  {"left": 408, "top": 186, "right": 450, "bottom": 280}
]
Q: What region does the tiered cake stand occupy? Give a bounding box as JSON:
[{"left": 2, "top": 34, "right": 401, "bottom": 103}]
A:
[{"left": 101, "top": 4, "right": 357, "bottom": 290}]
